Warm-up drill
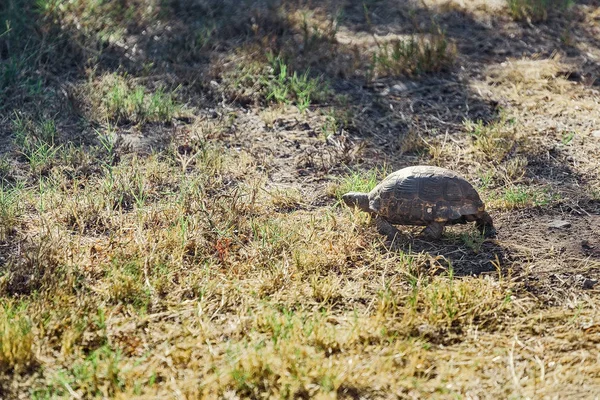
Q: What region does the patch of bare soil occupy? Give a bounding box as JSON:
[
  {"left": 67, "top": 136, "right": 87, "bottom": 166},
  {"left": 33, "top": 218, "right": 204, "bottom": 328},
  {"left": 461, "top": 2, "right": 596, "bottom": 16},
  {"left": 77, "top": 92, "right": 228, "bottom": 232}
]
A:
[
  {"left": 199, "top": 104, "right": 368, "bottom": 202},
  {"left": 497, "top": 203, "right": 600, "bottom": 300}
]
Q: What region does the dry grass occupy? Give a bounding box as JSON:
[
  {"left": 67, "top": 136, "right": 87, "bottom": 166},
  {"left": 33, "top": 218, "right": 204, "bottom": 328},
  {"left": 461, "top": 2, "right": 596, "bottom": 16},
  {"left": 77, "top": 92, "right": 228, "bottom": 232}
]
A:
[
  {"left": 0, "top": 146, "right": 549, "bottom": 397},
  {"left": 463, "top": 115, "right": 519, "bottom": 162},
  {"left": 1, "top": 0, "right": 600, "bottom": 398},
  {"left": 0, "top": 302, "right": 35, "bottom": 373}
]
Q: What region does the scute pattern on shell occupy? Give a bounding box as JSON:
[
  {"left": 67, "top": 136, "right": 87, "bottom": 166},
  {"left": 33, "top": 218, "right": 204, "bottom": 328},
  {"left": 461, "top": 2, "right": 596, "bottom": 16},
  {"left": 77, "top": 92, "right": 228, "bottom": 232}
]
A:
[{"left": 368, "top": 166, "right": 485, "bottom": 226}]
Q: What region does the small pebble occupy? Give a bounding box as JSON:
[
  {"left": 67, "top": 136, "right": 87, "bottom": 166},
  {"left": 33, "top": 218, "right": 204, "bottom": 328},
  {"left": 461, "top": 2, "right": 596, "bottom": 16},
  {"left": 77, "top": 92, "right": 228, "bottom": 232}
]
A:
[
  {"left": 592, "top": 130, "right": 600, "bottom": 138},
  {"left": 548, "top": 219, "right": 571, "bottom": 229}
]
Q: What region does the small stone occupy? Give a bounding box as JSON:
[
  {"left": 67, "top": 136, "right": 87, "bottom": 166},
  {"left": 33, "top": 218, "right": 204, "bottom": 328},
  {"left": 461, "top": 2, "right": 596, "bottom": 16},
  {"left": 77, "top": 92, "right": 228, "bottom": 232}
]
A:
[
  {"left": 391, "top": 83, "right": 409, "bottom": 93},
  {"left": 548, "top": 219, "right": 571, "bottom": 229},
  {"left": 592, "top": 130, "right": 600, "bottom": 138}
]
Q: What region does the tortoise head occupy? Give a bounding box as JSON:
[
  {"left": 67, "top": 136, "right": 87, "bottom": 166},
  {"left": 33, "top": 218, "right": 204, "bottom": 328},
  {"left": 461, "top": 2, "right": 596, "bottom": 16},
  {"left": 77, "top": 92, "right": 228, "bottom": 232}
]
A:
[
  {"left": 476, "top": 211, "right": 497, "bottom": 238},
  {"left": 342, "top": 192, "right": 370, "bottom": 213}
]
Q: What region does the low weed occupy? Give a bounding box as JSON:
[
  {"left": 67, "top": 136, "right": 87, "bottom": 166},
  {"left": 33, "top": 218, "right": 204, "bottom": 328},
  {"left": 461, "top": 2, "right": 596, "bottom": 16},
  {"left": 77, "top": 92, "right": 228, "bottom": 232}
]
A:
[
  {"left": 397, "top": 128, "right": 427, "bottom": 155},
  {"left": 502, "top": 155, "right": 528, "bottom": 182},
  {"left": 460, "top": 230, "right": 486, "bottom": 253},
  {"left": 259, "top": 107, "right": 284, "bottom": 129},
  {"left": 268, "top": 187, "right": 304, "bottom": 212},
  {"left": 502, "top": 186, "right": 531, "bottom": 208},
  {"left": 105, "top": 258, "right": 151, "bottom": 310},
  {"left": 320, "top": 110, "right": 340, "bottom": 140},
  {"left": 0, "top": 0, "right": 55, "bottom": 108},
  {"left": 561, "top": 131, "right": 575, "bottom": 145},
  {"left": 477, "top": 170, "right": 496, "bottom": 190},
  {"left": 296, "top": 9, "right": 339, "bottom": 51},
  {"left": 0, "top": 157, "right": 15, "bottom": 185},
  {"left": 589, "top": 185, "right": 600, "bottom": 201},
  {"left": 310, "top": 275, "right": 342, "bottom": 304},
  {"left": 0, "top": 55, "right": 45, "bottom": 107},
  {"left": 38, "top": 0, "right": 159, "bottom": 49},
  {"left": 320, "top": 107, "right": 355, "bottom": 141}
]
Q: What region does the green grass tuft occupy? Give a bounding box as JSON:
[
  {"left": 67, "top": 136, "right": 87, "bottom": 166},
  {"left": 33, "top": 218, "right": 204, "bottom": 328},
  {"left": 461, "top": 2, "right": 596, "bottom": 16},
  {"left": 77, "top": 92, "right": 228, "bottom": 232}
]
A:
[
  {"left": 219, "top": 53, "right": 328, "bottom": 110},
  {"left": 94, "top": 74, "right": 182, "bottom": 124},
  {"left": 12, "top": 114, "right": 61, "bottom": 174},
  {"left": 330, "top": 168, "right": 388, "bottom": 199},
  {"left": 464, "top": 116, "right": 518, "bottom": 162},
  {"left": 508, "top": 0, "right": 573, "bottom": 22},
  {"left": 372, "top": 29, "right": 455, "bottom": 78},
  {"left": 497, "top": 185, "right": 557, "bottom": 209},
  {"left": 264, "top": 55, "right": 325, "bottom": 112}
]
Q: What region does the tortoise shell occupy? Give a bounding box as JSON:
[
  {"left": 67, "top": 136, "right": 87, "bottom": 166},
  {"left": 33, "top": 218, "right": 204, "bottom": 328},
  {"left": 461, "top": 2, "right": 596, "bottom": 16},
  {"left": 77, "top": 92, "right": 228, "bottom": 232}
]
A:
[{"left": 368, "top": 166, "right": 485, "bottom": 226}]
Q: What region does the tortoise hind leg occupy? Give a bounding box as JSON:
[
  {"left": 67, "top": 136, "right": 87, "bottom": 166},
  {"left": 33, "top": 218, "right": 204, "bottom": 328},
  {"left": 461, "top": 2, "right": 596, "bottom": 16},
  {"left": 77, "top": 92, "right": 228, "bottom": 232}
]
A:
[
  {"left": 420, "top": 221, "right": 445, "bottom": 240},
  {"left": 475, "top": 211, "right": 496, "bottom": 238}
]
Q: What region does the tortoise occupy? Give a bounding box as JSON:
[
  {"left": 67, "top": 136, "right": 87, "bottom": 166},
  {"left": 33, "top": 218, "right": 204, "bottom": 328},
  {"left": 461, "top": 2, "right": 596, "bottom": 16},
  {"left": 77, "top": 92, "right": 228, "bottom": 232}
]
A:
[{"left": 342, "top": 166, "right": 496, "bottom": 240}]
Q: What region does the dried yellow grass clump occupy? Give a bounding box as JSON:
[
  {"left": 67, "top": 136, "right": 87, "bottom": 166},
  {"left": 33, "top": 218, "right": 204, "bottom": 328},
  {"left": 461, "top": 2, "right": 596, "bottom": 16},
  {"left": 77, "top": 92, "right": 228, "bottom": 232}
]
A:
[{"left": 0, "top": 303, "right": 35, "bottom": 373}]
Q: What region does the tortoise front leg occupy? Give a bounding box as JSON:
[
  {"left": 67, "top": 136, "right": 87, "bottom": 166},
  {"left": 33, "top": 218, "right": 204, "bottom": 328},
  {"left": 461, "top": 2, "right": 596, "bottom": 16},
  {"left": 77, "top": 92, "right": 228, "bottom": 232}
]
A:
[
  {"left": 420, "top": 221, "right": 445, "bottom": 240},
  {"left": 375, "top": 216, "right": 401, "bottom": 241},
  {"left": 475, "top": 211, "right": 496, "bottom": 238}
]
